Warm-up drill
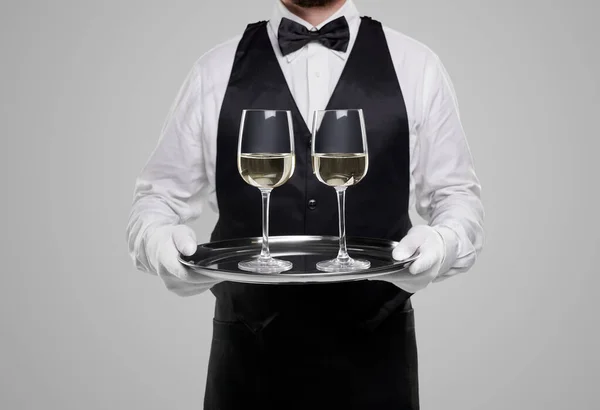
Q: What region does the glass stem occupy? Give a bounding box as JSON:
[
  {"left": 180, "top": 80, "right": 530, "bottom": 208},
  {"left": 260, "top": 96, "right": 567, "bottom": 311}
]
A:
[
  {"left": 260, "top": 188, "right": 272, "bottom": 260},
  {"left": 336, "top": 187, "right": 350, "bottom": 262}
]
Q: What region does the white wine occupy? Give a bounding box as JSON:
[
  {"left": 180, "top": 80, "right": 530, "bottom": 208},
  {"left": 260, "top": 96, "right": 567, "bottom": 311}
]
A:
[
  {"left": 313, "top": 153, "right": 368, "bottom": 187},
  {"left": 239, "top": 153, "right": 295, "bottom": 189}
]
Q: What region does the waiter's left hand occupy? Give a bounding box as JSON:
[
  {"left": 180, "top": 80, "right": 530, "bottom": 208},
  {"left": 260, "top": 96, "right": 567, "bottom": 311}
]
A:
[{"left": 379, "top": 225, "right": 446, "bottom": 293}]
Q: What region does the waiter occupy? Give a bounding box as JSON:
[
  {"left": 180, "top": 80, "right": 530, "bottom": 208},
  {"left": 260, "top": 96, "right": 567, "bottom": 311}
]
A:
[{"left": 126, "top": 0, "right": 484, "bottom": 408}]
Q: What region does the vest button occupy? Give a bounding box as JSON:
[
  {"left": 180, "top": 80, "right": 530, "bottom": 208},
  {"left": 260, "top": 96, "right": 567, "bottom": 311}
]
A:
[{"left": 307, "top": 199, "right": 317, "bottom": 210}]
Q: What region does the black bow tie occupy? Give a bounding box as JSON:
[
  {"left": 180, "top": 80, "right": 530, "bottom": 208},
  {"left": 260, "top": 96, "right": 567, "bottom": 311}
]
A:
[{"left": 277, "top": 16, "right": 350, "bottom": 56}]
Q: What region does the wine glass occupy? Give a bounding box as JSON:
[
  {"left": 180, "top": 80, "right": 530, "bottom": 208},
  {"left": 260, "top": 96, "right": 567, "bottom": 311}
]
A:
[
  {"left": 237, "top": 109, "right": 296, "bottom": 273},
  {"left": 311, "top": 109, "right": 370, "bottom": 272}
]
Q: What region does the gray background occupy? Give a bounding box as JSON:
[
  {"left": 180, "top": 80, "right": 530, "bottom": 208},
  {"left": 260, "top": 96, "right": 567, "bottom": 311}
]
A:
[{"left": 1, "top": 0, "right": 598, "bottom": 408}]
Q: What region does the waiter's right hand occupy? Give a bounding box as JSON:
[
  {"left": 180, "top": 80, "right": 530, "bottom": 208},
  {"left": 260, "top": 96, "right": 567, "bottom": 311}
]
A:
[{"left": 145, "top": 224, "right": 221, "bottom": 297}]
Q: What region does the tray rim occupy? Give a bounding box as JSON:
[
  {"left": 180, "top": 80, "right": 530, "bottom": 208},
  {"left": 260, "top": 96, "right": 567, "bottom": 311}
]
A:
[
  {"left": 193, "top": 234, "right": 400, "bottom": 250},
  {"left": 178, "top": 235, "right": 416, "bottom": 284}
]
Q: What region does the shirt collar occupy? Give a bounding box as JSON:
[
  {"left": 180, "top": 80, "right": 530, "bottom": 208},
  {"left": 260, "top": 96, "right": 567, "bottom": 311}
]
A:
[{"left": 268, "top": 0, "right": 360, "bottom": 63}]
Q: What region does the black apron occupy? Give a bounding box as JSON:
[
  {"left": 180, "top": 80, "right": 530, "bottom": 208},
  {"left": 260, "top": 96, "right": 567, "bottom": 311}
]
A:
[{"left": 205, "top": 16, "right": 419, "bottom": 409}]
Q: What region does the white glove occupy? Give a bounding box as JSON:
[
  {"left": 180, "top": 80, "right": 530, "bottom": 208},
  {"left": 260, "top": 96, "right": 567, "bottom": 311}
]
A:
[
  {"left": 377, "top": 225, "right": 447, "bottom": 293},
  {"left": 145, "top": 224, "right": 221, "bottom": 297}
]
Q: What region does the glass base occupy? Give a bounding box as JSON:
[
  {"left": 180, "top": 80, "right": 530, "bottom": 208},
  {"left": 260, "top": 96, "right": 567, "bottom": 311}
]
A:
[
  {"left": 316, "top": 257, "right": 371, "bottom": 273},
  {"left": 238, "top": 256, "right": 293, "bottom": 274}
]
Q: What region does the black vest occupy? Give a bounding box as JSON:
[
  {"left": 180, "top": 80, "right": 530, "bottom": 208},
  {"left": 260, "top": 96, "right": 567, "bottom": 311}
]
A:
[{"left": 210, "top": 17, "right": 413, "bottom": 328}]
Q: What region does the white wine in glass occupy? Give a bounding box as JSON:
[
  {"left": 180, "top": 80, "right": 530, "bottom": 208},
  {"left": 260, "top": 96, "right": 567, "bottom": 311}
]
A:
[
  {"left": 239, "top": 153, "right": 295, "bottom": 189},
  {"left": 312, "top": 153, "right": 368, "bottom": 187},
  {"left": 311, "top": 109, "right": 371, "bottom": 272},
  {"left": 237, "top": 110, "right": 296, "bottom": 273}
]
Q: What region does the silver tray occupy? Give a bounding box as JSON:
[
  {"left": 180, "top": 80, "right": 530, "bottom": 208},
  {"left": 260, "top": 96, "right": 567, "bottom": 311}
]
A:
[{"left": 178, "top": 235, "right": 418, "bottom": 284}]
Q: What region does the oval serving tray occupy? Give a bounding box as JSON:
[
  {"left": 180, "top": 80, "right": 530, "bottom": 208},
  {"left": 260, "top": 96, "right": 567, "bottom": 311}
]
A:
[{"left": 178, "top": 235, "right": 418, "bottom": 284}]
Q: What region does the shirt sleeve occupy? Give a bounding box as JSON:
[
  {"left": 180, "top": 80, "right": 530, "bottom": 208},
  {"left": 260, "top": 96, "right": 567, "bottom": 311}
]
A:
[
  {"left": 125, "top": 63, "right": 208, "bottom": 274},
  {"left": 413, "top": 53, "right": 485, "bottom": 282}
]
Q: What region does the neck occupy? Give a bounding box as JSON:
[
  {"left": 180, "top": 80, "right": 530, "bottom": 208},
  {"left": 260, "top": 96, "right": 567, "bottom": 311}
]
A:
[{"left": 281, "top": 0, "right": 347, "bottom": 27}]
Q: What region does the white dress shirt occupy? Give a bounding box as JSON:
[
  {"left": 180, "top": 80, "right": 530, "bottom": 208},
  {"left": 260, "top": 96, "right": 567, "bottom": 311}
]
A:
[{"left": 126, "top": 0, "right": 485, "bottom": 283}]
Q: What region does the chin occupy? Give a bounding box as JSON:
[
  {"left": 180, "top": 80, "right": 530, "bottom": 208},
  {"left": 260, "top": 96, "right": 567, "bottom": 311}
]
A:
[{"left": 292, "top": 0, "right": 337, "bottom": 7}]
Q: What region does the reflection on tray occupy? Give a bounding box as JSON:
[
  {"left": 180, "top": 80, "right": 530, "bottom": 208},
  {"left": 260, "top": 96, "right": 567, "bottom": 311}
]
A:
[{"left": 207, "top": 252, "right": 392, "bottom": 275}]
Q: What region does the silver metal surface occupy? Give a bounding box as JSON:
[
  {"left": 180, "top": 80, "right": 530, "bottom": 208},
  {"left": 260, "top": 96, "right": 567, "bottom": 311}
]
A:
[{"left": 178, "top": 235, "right": 418, "bottom": 284}]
